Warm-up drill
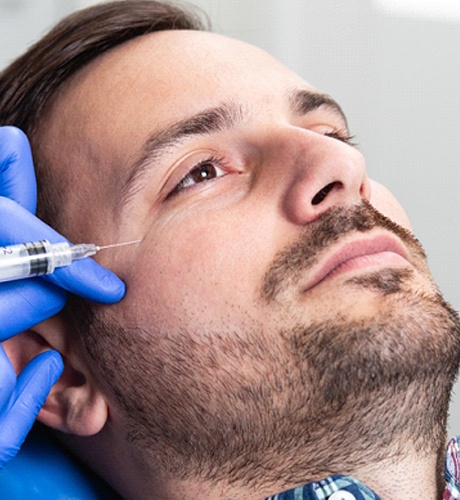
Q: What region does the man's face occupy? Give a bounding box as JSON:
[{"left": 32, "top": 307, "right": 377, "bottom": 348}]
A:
[
  {"left": 38, "top": 30, "right": 460, "bottom": 483},
  {"left": 41, "top": 30, "right": 414, "bottom": 330}
]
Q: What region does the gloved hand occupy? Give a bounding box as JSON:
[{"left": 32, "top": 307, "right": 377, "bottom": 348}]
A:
[{"left": 0, "top": 126, "right": 125, "bottom": 469}]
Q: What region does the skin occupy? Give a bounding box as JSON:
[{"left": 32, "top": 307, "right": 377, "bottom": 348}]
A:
[
  {"left": 11, "top": 30, "right": 459, "bottom": 498},
  {"left": 37, "top": 30, "right": 411, "bottom": 331}
]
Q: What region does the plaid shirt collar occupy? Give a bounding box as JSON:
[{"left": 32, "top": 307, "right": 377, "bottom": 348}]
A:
[{"left": 264, "top": 437, "right": 460, "bottom": 500}]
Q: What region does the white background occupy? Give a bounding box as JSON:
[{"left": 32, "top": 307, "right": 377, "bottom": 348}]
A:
[{"left": 1, "top": 0, "right": 459, "bottom": 432}]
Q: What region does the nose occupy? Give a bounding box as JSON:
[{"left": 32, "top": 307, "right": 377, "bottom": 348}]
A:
[{"left": 278, "top": 128, "right": 371, "bottom": 225}]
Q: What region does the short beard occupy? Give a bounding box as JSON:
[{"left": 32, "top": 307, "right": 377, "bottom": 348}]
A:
[
  {"left": 74, "top": 284, "right": 460, "bottom": 492},
  {"left": 283, "top": 290, "right": 460, "bottom": 469},
  {"left": 70, "top": 202, "right": 460, "bottom": 491}
]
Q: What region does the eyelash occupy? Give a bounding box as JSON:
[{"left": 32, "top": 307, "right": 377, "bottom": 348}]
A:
[
  {"left": 325, "top": 130, "right": 357, "bottom": 147},
  {"left": 167, "top": 155, "right": 228, "bottom": 199}
]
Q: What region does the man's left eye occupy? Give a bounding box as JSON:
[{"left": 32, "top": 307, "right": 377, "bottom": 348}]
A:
[
  {"left": 168, "top": 156, "right": 228, "bottom": 198},
  {"left": 324, "top": 130, "right": 355, "bottom": 146}
]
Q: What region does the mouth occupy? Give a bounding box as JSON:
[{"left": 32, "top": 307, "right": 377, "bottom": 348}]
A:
[{"left": 302, "top": 232, "right": 410, "bottom": 293}]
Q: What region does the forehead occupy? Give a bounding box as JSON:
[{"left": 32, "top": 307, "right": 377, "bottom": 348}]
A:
[
  {"left": 54, "top": 30, "right": 314, "bottom": 132},
  {"left": 40, "top": 30, "right": 318, "bottom": 240}
]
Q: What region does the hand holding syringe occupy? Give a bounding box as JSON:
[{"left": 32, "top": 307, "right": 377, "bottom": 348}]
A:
[
  {"left": 0, "top": 125, "right": 131, "bottom": 472},
  {"left": 0, "top": 239, "right": 140, "bottom": 283}
]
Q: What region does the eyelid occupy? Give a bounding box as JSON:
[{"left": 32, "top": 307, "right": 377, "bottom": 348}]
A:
[
  {"left": 166, "top": 154, "right": 231, "bottom": 200},
  {"left": 325, "top": 130, "right": 357, "bottom": 146},
  {"left": 308, "top": 122, "right": 356, "bottom": 147}
]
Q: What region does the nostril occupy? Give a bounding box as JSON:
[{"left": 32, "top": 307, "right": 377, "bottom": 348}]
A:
[{"left": 311, "top": 182, "right": 339, "bottom": 205}]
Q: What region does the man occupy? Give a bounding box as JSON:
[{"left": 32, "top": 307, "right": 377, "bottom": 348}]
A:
[{"left": 0, "top": 1, "right": 459, "bottom": 498}]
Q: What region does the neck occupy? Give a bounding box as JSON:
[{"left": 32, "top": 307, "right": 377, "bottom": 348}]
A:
[
  {"left": 349, "top": 452, "right": 443, "bottom": 500},
  {"left": 62, "top": 402, "right": 449, "bottom": 500},
  {"left": 124, "top": 452, "right": 443, "bottom": 500},
  {"left": 171, "top": 449, "right": 443, "bottom": 500},
  {"left": 62, "top": 423, "right": 446, "bottom": 500}
]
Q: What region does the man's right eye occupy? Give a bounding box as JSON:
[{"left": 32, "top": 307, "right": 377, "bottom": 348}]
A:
[{"left": 167, "top": 155, "right": 228, "bottom": 198}]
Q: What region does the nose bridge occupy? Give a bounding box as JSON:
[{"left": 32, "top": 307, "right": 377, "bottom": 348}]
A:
[{"left": 272, "top": 126, "right": 371, "bottom": 225}]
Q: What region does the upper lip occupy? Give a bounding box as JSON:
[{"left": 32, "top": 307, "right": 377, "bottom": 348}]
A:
[{"left": 302, "top": 231, "right": 410, "bottom": 293}]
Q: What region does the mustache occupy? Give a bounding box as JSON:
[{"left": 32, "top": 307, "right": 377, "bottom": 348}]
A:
[{"left": 261, "top": 200, "right": 426, "bottom": 302}]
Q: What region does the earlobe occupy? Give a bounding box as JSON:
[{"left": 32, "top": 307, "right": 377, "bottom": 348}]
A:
[{"left": 3, "top": 315, "right": 109, "bottom": 436}]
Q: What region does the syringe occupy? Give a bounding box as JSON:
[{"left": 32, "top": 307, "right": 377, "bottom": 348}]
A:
[{"left": 0, "top": 239, "right": 140, "bottom": 283}]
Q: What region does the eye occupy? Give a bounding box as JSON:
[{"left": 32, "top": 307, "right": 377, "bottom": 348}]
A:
[
  {"left": 167, "top": 155, "right": 228, "bottom": 199},
  {"left": 325, "top": 130, "right": 356, "bottom": 146}
]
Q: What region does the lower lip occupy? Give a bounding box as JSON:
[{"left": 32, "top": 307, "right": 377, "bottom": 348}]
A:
[{"left": 310, "top": 251, "right": 409, "bottom": 289}]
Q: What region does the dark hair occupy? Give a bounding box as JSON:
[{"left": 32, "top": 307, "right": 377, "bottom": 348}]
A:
[
  {"left": 0, "top": 0, "right": 208, "bottom": 226},
  {"left": 0, "top": 0, "right": 208, "bottom": 136}
]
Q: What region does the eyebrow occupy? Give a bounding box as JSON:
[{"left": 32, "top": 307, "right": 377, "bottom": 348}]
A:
[
  {"left": 119, "top": 101, "right": 244, "bottom": 206},
  {"left": 288, "top": 88, "right": 348, "bottom": 128},
  {"left": 119, "top": 89, "right": 348, "bottom": 207}
]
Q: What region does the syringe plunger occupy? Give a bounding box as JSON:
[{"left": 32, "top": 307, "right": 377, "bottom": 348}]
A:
[{"left": 0, "top": 240, "right": 98, "bottom": 283}]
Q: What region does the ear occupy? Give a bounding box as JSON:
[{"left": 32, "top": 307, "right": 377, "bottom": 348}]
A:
[{"left": 3, "top": 315, "right": 109, "bottom": 436}]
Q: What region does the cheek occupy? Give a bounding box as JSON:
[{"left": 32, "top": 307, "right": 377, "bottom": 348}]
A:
[
  {"left": 119, "top": 217, "right": 270, "bottom": 330},
  {"left": 369, "top": 180, "right": 412, "bottom": 231}
]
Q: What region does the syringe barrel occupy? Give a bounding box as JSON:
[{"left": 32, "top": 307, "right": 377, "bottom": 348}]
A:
[{"left": 0, "top": 240, "right": 72, "bottom": 282}]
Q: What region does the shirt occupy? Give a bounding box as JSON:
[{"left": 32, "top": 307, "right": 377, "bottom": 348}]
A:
[{"left": 265, "top": 437, "right": 460, "bottom": 500}]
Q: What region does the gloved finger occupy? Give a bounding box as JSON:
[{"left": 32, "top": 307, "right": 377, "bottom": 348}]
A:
[
  {"left": 47, "top": 260, "right": 125, "bottom": 303},
  {"left": 0, "top": 345, "right": 17, "bottom": 409},
  {"left": 0, "top": 195, "right": 64, "bottom": 245},
  {"left": 0, "top": 279, "right": 66, "bottom": 341},
  {"left": 0, "top": 126, "right": 37, "bottom": 213},
  {"left": 0, "top": 350, "right": 63, "bottom": 466},
  {"left": 0, "top": 197, "right": 125, "bottom": 304}
]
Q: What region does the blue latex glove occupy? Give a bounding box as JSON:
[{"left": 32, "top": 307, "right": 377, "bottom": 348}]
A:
[{"left": 0, "top": 126, "right": 125, "bottom": 469}]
